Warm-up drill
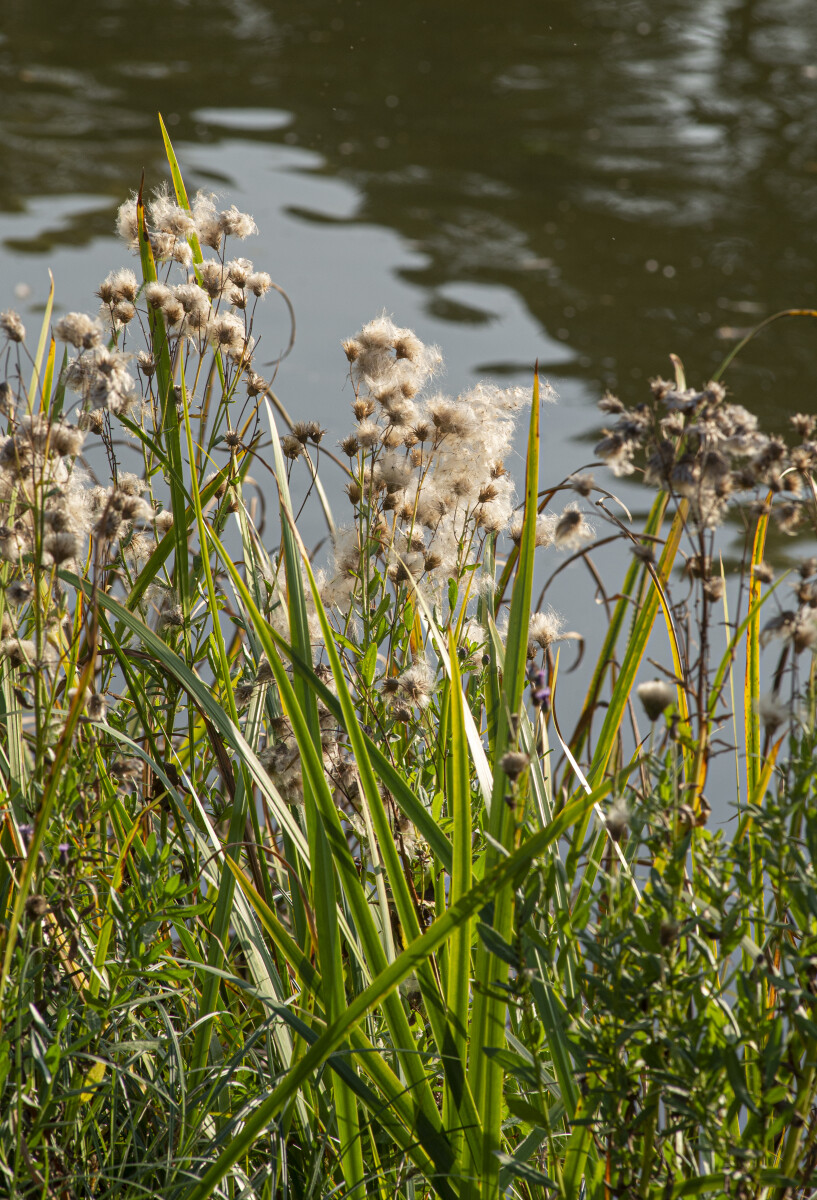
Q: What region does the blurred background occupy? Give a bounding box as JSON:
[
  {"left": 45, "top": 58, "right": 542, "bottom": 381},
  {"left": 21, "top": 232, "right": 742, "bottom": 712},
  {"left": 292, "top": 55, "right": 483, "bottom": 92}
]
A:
[{"left": 2, "top": 0, "right": 817, "bottom": 569}]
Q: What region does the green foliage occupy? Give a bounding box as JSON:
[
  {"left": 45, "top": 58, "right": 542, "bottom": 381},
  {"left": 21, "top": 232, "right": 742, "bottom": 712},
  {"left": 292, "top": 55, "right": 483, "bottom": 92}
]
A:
[{"left": 0, "top": 125, "right": 816, "bottom": 1200}]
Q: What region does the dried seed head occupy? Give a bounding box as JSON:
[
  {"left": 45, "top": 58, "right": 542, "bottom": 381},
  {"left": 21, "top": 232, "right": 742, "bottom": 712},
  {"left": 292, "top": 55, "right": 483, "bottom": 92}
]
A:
[
  {"left": 0, "top": 381, "right": 13, "bottom": 417},
  {"left": 426, "top": 395, "right": 475, "bottom": 438},
  {"left": 50, "top": 422, "right": 85, "bottom": 457},
  {"left": 394, "top": 331, "right": 425, "bottom": 362},
  {"left": 224, "top": 259, "right": 250, "bottom": 284},
  {"left": 44, "top": 531, "right": 81, "bottom": 564},
  {"left": 605, "top": 797, "right": 630, "bottom": 842},
  {"left": 396, "top": 661, "right": 434, "bottom": 708},
  {"left": 594, "top": 431, "right": 635, "bottom": 477},
  {"left": 352, "top": 397, "right": 376, "bottom": 420},
  {"left": 776, "top": 501, "right": 802, "bottom": 536},
  {"left": 116, "top": 196, "right": 139, "bottom": 248},
  {"left": 209, "top": 312, "right": 246, "bottom": 351},
  {"left": 247, "top": 271, "right": 272, "bottom": 297},
  {"left": 234, "top": 681, "right": 256, "bottom": 707},
  {"left": 0, "top": 311, "right": 25, "bottom": 343},
  {"left": 356, "top": 420, "right": 381, "bottom": 448},
  {"left": 568, "top": 472, "right": 595, "bottom": 497},
  {"left": 136, "top": 349, "right": 156, "bottom": 378},
  {"left": 0, "top": 637, "right": 36, "bottom": 666},
  {"left": 110, "top": 757, "right": 141, "bottom": 782},
  {"left": 500, "top": 750, "right": 530, "bottom": 782},
  {"left": 791, "top": 412, "right": 815, "bottom": 438},
  {"left": 78, "top": 408, "right": 106, "bottom": 434},
  {"left": 98, "top": 268, "right": 138, "bottom": 305},
  {"left": 5, "top": 580, "right": 32, "bottom": 605},
  {"left": 219, "top": 207, "right": 258, "bottom": 240},
  {"left": 528, "top": 610, "right": 564, "bottom": 654},
  {"left": 192, "top": 192, "right": 222, "bottom": 251},
  {"left": 197, "top": 260, "right": 226, "bottom": 298},
  {"left": 684, "top": 554, "right": 711, "bottom": 580},
  {"left": 255, "top": 659, "right": 274, "bottom": 684},
  {"left": 636, "top": 679, "right": 675, "bottom": 721},
  {"left": 757, "top": 692, "right": 790, "bottom": 733},
  {"left": 793, "top": 613, "right": 817, "bottom": 654},
  {"left": 25, "top": 895, "right": 48, "bottom": 919},
  {"left": 631, "top": 543, "right": 656, "bottom": 565},
  {"left": 158, "top": 604, "right": 184, "bottom": 629},
  {"left": 598, "top": 392, "right": 625, "bottom": 415},
  {"left": 703, "top": 576, "right": 724, "bottom": 603},
  {"left": 554, "top": 506, "right": 593, "bottom": 550},
  {"left": 55, "top": 312, "right": 103, "bottom": 349},
  {"left": 246, "top": 371, "right": 268, "bottom": 396},
  {"left": 281, "top": 435, "right": 304, "bottom": 460}
]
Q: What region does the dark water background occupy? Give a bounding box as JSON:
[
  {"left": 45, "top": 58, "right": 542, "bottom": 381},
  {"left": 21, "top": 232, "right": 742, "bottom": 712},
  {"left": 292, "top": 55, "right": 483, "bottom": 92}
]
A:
[
  {"left": 4, "top": 0, "right": 817, "bottom": 412},
  {"left": 2, "top": 0, "right": 817, "bottom": 769}
]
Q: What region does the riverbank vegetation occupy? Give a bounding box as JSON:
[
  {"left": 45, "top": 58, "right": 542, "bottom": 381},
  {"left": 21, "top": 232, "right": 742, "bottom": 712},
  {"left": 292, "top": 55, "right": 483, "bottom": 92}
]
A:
[{"left": 1, "top": 124, "right": 816, "bottom": 1199}]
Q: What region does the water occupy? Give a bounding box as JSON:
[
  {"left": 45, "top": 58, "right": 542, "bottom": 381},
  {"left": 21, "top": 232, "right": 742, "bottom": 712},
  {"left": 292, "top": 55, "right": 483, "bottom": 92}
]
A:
[
  {"left": 5, "top": 0, "right": 817, "bottom": 410},
  {"left": 2, "top": 0, "right": 816, "bottom": 762}
]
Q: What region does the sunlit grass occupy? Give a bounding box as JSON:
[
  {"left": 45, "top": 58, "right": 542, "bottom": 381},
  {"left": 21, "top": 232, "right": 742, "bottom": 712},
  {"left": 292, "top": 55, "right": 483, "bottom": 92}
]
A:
[{"left": 0, "top": 120, "right": 816, "bottom": 1200}]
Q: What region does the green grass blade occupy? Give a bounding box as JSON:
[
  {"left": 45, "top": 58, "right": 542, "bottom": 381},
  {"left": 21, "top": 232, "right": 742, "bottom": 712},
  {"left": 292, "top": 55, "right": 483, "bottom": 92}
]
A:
[
  {"left": 136, "top": 189, "right": 190, "bottom": 618},
  {"left": 0, "top": 651, "right": 96, "bottom": 1001},
  {"left": 468, "top": 369, "right": 540, "bottom": 1195},
  {"left": 27, "top": 270, "right": 53, "bottom": 411},
  {"left": 268, "top": 619, "right": 456, "bottom": 868},
  {"left": 566, "top": 491, "right": 667, "bottom": 769},
  {"left": 159, "top": 113, "right": 204, "bottom": 262},
  {"left": 223, "top": 856, "right": 463, "bottom": 1191},
  {"left": 61, "top": 571, "right": 313, "bottom": 862},
  {"left": 205, "top": 522, "right": 445, "bottom": 1136},
  {"left": 745, "top": 508, "right": 768, "bottom": 800},
  {"left": 443, "top": 628, "right": 473, "bottom": 1161},
  {"left": 183, "top": 786, "right": 599, "bottom": 1200},
  {"left": 176, "top": 355, "right": 257, "bottom": 1089},
  {"left": 582, "top": 498, "right": 687, "bottom": 797}
]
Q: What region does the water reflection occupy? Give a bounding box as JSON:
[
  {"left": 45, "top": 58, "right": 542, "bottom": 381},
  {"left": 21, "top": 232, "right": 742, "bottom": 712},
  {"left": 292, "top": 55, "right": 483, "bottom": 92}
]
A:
[{"left": 2, "top": 0, "right": 817, "bottom": 418}]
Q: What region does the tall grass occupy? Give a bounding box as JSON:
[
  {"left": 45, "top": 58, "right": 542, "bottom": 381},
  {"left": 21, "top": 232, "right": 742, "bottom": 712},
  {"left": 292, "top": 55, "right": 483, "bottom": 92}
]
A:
[{"left": 1, "top": 123, "right": 817, "bottom": 1199}]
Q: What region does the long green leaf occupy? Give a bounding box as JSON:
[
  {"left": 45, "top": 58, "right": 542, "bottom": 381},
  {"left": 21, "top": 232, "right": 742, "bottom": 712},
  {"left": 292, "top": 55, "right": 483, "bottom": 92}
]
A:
[
  {"left": 204, "top": 522, "right": 445, "bottom": 1137},
  {"left": 443, "top": 628, "right": 473, "bottom": 1162},
  {"left": 60, "top": 571, "right": 313, "bottom": 864},
  {"left": 27, "top": 270, "right": 54, "bottom": 410},
  {"left": 468, "top": 370, "right": 540, "bottom": 1196},
  {"left": 136, "top": 189, "right": 190, "bottom": 617},
  {"left": 183, "top": 785, "right": 599, "bottom": 1200},
  {"left": 222, "top": 856, "right": 462, "bottom": 1193}
]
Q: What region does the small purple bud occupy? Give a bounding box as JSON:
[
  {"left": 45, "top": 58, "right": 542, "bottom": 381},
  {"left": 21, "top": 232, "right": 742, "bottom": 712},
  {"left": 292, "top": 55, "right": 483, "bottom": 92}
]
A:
[
  {"left": 58, "top": 843, "right": 70, "bottom": 865},
  {"left": 527, "top": 664, "right": 547, "bottom": 689},
  {"left": 18, "top": 824, "right": 33, "bottom": 847}
]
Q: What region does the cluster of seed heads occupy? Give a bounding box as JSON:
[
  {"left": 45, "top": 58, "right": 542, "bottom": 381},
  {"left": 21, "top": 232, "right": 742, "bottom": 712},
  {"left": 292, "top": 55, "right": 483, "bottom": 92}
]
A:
[{"left": 595, "top": 378, "right": 814, "bottom": 535}]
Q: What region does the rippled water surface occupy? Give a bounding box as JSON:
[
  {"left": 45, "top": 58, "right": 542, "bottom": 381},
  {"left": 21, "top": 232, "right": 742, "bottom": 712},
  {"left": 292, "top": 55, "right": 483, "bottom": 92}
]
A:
[{"left": 2, "top": 0, "right": 817, "bottom": 534}]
